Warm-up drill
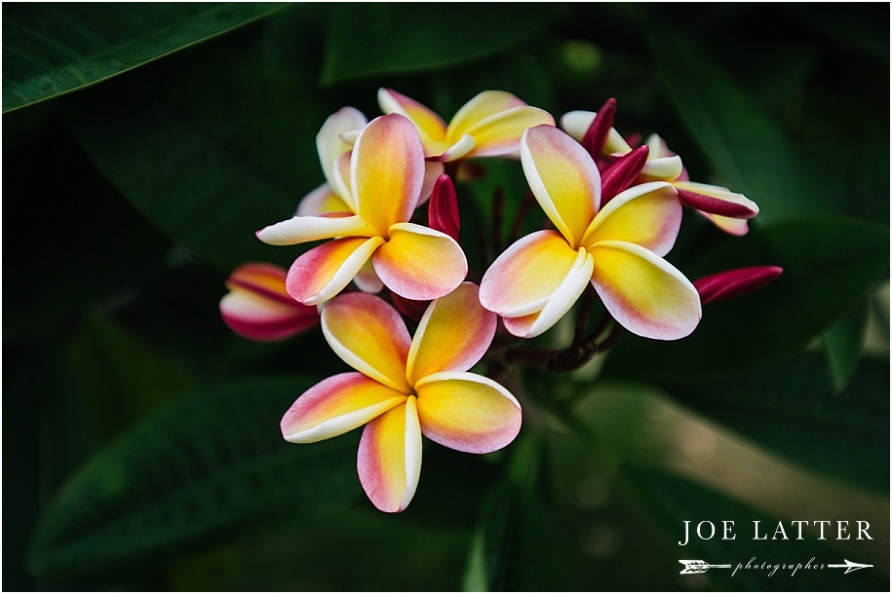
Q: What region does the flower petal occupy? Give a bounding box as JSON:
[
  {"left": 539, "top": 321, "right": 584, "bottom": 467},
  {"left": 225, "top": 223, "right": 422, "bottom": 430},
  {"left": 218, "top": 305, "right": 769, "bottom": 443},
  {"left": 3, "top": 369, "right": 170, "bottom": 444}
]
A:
[
  {"left": 358, "top": 397, "right": 422, "bottom": 513},
  {"left": 521, "top": 125, "right": 600, "bottom": 246},
  {"left": 372, "top": 223, "right": 467, "bottom": 301},
  {"left": 295, "top": 184, "right": 352, "bottom": 216},
  {"left": 256, "top": 213, "right": 371, "bottom": 246},
  {"left": 354, "top": 259, "right": 384, "bottom": 293},
  {"left": 480, "top": 230, "right": 586, "bottom": 317},
  {"left": 498, "top": 247, "right": 594, "bottom": 339},
  {"left": 322, "top": 292, "right": 413, "bottom": 393},
  {"left": 351, "top": 114, "right": 426, "bottom": 235},
  {"left": 461, "top": 106, "right": 555, "bottom": 159},
  {"left": 286, "top": 236, "right": 385, "bottom": 305},
  {"left": 317, "top": 107, "right": 367, "bottom": 189},
  {"left": 415, "top": 371, "right": 521, "bottom": 454},
  {"left": 330, "top": 150, "right": 354, "bottom": 211},
  {"left": 420, "top": 161, "right": 445, "bottom": 204},
  {"left": 377, "top": 88, "right": 447, "bottom": 145},
  {"left": 590, "top": 241, "right": 701, "bottom": 340},
  {"left": 427, "top": 134, "right": 476, "bottom": 162},
  {"left": 446, "top": 90, "right": 527, "bottom": 138},
  {"left": 406, "top": 283, "right": 496, "bottom": 385},
  {"left": 673, "top": 181, "right": 759, "bottom": 219},
  {"left": 698, "top": 212, "right": 750, "bottom": 236},
  {"left": 582, "top": 181, "right": 681, "bottom": 257},
  {"left": 641, "top": 155, "right": 684, "bottom": 180},
  {"left": 221, "top": 264, "right": 319, "bottom": 342},
  {"left": 559, "top": 110, "right": 632, "bottom": 154},
  {"left": 281, "top": 372, "right": 406, "bottom": 443}
]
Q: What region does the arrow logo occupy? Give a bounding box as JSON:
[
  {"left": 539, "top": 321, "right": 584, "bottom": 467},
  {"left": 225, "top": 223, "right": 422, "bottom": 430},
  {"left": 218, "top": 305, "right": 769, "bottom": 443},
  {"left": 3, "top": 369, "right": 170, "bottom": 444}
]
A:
[
  {"left": 678, "top": 560, "right": 732, "bottom": 574},
  {"left": 828, "top": 559, "right": 873, "bottom": 574}
]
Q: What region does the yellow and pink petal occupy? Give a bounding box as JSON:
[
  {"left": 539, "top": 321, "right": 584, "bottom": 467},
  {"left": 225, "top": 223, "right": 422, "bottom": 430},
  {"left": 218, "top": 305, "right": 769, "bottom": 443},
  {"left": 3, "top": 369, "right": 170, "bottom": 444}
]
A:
[
  {"left": 377, "top": 88, "right": 447, "bottom": 147},
  {"left": 521, "top": 124, "right": 600, "bottom": 247},
  {"left": 415, "top": 371, "right": 521, "bottom": 454},
  {"left": 459, "top": 104, "right": 555, "bottom": 159},
  {"left": 480, "top": 230, "right": 586, "bottom": 319},
  {"left": 372, "top": 223, "right": 467, "bottom": 301},
  {"left": 581, "top": 181, "right": 681, "bottom": 257},
  {"left": 357, "top": 397, "right": 423, "bottom": 513},
  {"left": 286, "top": 236, "right": 385, "bottom": 305},
  {"left": 406, "top": 283, "right": 496, "bottom": 385},
  {"left": 321, "top": 292, "right": 413, "bottom": 393},
  {"left": 220, "top": 263, "right": 319, "bottom": 341},
  {"left": 351, "top": 114, "right": 426, "bottom": 236},
  {"left": 281, "top": 372, "right": 406, "bottom": 443},
  {"left": 295, "top": 184, "right": 352, "bottom": 217},
  {"left": 589, "top": 240, "right": 701, "bottom": 340}
]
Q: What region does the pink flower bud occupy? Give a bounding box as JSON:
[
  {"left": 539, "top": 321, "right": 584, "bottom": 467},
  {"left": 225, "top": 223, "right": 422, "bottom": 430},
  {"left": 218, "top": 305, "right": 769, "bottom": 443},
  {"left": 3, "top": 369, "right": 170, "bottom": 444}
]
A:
[
  {"left": 600, "top": 145, "right": 649, "bottom": 204},
  {"left": 694, "top": 266, "right": 783, "bottom": 305},
  {"left": 428, "top": 174, "right": 460, "bottom": 242},
  {"left": 582, "top": 97, "right": 617, "bottom": 160}
]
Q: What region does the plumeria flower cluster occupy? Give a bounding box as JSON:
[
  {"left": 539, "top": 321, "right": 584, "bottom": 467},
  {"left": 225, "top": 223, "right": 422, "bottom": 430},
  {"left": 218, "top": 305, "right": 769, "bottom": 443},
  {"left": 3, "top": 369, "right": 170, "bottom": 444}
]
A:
[{"left": 220, "top": 89, "right": 781, "bottom": 512}]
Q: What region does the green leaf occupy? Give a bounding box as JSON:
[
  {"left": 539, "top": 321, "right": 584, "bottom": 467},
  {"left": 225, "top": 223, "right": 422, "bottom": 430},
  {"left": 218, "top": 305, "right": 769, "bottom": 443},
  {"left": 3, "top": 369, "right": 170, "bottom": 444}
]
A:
[
  {"left": 660, "top": 354, "right": 889, "bottom": 493},
  {"left": 624, "top": 467, "right": 889, "bottom": 591},
  {"left": 62, "top": 44, "right": 328, "bottom": 273},
  {"left": 649, "top": 27, "right": 828, "bottom": 223},
  {"left": 320, "top": 4, "right": 568, "bottom": 84},
  {"left": 2, "top": 3, "right": 287, "bottom": 113},
  {"left": 462, "top": 431, "right": 565, "bottom": 591},
  {"left": 603, "top": 216, "right": 890, "bottom": 384},
  {"left": 28, "top": 376, "right": 361, "bottom": 582},
  {"left": 824, "top": 300, "right": 870, "bottom": 392},
  {"left": 69, "top": 314, "right": 193, "bottom": 443}
]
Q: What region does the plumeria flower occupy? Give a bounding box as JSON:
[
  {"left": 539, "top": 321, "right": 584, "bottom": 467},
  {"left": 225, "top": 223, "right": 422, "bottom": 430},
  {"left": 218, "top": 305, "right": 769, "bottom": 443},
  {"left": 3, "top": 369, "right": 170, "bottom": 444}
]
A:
[
  {"left": 297, "top": 107, "right": 444, "bottom": 220},
  {"left": 378, "top": 88, "right": 555, "bottom": 162},
  {"left": 480, "top": 124, "right": 701, "bottom": 340},
  {"left": 256, "top": 114, "right": 467, "bottom": 305},
  {"left": 562, "top": 109, "right": 759, "bottom": 236},
  {"left": 280, "top": 283, "right": 522, "bottom": 512},
  {"left": 220, "top": 263, "right": 320, "bottom": 341}
]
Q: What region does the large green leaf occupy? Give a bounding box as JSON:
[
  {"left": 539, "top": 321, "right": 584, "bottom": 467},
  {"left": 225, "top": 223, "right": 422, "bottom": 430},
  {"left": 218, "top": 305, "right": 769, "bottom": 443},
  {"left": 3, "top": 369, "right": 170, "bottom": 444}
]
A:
[
  {"left": 2, "top": 3, "right": 287, "bottom": 113},
  {"left": 660, "top": 354, "right": 889, "bottom": 493},
  {"left": 462, "top": 431, "right": 565, "bottom": 591},
  {"left": 320, "top": 4, "right": 568, "bottom": 84},
  {"left": 823, "top": 300, "right": 870, "bottom": 393},
  {"left": 624, "top": 468, "right": 889, "bottom": 591},
  {"left": 69, "top": 314, "right": 193, "bottom": 443},
  {"left": 603, "top": 216, "right": 889, "bottom": 384},
  {"left": 649, "top": 27, "right": 828, "bottom": 223},
  {"left": 63, "top": 44, "right": 328, "bottom": 273},
  {"left": 28, "top": 377, "right": 361, "bottom": 582}
]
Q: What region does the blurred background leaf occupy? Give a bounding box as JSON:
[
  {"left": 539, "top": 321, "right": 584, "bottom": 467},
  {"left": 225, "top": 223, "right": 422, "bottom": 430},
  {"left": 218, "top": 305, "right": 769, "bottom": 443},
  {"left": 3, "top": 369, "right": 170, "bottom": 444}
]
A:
[
  {"left": 2, "top": 3, "right": 287, "bottom": 112},
  {"left": 29, "top": 377, "right": 361, "bottom": 586}
]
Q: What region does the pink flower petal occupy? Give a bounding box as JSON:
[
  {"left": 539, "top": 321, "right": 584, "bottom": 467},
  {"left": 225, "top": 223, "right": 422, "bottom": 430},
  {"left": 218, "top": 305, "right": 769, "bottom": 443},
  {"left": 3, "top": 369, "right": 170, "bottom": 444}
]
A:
[
  {"left": 321, "top": 292, "right": 413, "bottom": 393},
  {"left": 357, "top": 397, "right": 422, "bottom": 513},
  {"left": 220, "top": 263, "right": 319, "bottom": 342},
  {"left": 590, "top": 240, "right": 701, "bottom": 340},
  {"left": 286, "top": 236, "right": 385, "bottom": 305},
  {"left": 281, "top": 372, "right": 406, "bottom": 443},
  {"left": 415, "top": 371, "right": 521, "bottom": 454},
  {"left": 521, "top": 125, "right": 600, "bottom": 247},
  {"left": 406, "top": 283, "right": 496, "bottom": 385},
  {"left": 674, "top": 181, "right": 760, "bottom": 219},
  {"left": 351, "top": 114, "right": 426, "bottom": 235},
  {"left": 372, "top": 223, "right": 467, "bottom": 301},
  {"left": 460, "top": 105, "right": 555, "bottom": 159}
]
